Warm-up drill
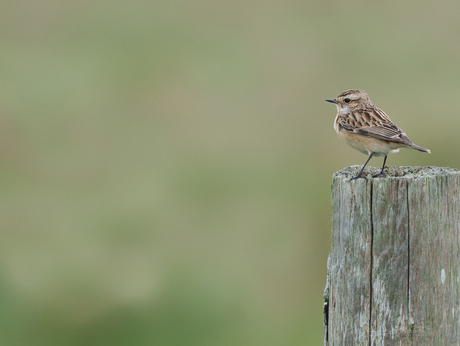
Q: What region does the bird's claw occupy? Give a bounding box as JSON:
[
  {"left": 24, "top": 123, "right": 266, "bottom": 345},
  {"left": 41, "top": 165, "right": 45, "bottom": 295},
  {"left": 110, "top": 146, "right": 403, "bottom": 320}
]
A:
[
  {"left": 372, "top": 172, "right": 385, "bottom": 178},
  {"left": 350, "top": 173, "right": 368, "bottom": 181}
]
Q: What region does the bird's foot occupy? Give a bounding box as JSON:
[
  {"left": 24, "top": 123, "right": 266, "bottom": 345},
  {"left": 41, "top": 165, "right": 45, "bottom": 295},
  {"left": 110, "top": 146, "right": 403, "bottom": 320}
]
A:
[
  {"left": 350, "top": 172, "right": 368, "bottom": 181},
  {"left": 372, "top": 172, "right": 385, "bottom": 178}
]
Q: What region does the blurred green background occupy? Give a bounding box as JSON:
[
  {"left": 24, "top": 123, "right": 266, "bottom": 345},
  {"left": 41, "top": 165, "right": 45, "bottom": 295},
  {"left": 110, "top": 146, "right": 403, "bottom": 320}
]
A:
[{"left": 0, "top": 0, "right": 458, "bottom": 345}]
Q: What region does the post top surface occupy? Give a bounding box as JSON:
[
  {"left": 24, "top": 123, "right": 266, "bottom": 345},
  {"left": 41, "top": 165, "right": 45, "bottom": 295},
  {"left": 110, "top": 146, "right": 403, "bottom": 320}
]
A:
[{"left": 334, "top": 166, "right": 459, "bottom": 180}]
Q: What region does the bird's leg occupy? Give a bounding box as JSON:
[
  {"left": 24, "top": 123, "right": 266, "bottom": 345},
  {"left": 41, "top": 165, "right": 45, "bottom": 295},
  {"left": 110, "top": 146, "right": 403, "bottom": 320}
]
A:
[
  {"left": 350, "top": 153, "right": 373, "bottom": 181},
  {"left": 372, "top": 156, "right": 387, "bottom": 178}
]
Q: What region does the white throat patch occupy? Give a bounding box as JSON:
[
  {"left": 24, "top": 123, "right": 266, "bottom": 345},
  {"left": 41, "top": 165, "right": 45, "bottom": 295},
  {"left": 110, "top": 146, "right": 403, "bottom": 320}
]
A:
[{"left": 337, "top": 104, "right": 350, "bottom": 114}]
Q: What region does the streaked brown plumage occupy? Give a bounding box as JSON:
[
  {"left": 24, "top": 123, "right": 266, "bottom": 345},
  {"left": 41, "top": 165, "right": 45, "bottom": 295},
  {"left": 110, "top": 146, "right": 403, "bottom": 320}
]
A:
[{"left": 326, "top": 89, "right": 430, "bottom": 180}]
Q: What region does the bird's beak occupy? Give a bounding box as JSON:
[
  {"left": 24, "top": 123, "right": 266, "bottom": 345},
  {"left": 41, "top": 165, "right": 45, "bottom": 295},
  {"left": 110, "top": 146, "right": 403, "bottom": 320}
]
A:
[{"left": 326, "top": 98, "right": 338, "bottom": 104}]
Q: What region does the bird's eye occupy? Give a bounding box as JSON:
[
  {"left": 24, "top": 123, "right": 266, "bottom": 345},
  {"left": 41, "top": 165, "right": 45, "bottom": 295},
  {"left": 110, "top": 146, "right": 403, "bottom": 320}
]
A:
[{"left": 344, "top": 98, "right": 351, "bottom": 103}]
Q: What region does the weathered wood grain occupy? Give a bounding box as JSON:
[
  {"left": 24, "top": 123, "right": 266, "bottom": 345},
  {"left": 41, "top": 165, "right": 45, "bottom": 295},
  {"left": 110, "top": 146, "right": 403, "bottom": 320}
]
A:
[
  {"left": 323, "top": 166, "right": 460, "bottom": 346},
  {"left": 407, "top": 172, "right": 460, "bottom": 344},
  {"left": 328, "top": 175, "right": 372, "bottom": 345},
  {"left": 370, "top": 177, "right": 410, "bottom": 344}
]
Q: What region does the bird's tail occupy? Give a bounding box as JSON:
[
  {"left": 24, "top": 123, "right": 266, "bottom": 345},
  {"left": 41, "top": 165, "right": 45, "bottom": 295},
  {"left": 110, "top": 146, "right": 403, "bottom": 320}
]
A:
[{"left": 411, "top": 144, "right": 431, "bottom": 153}]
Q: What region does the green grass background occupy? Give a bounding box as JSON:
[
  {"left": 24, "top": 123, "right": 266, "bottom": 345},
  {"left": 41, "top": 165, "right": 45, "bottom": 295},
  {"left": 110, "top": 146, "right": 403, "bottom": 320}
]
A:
[{"left": 0, "top": 0, "right": 458, "bottom": 345}]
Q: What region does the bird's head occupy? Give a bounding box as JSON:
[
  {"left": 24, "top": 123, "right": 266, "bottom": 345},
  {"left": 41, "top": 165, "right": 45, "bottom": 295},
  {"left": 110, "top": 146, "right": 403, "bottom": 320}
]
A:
[{"left": 326, "top": 89, "right": 372, "bottom": 113}]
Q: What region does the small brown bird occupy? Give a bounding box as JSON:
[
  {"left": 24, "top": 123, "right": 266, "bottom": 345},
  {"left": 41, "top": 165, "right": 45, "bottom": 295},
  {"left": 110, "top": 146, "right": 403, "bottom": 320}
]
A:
[{"left": 326, "top": 89, "right": 430, "bottom": 180}]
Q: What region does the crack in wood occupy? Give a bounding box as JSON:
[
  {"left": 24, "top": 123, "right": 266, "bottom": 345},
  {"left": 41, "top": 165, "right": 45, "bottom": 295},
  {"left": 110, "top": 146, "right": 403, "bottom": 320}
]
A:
[
  {"left": 407, "top": 180, "right": 411, "bottom": 345},
  {"left": 369, "top": 179, "right": 374, "bottom": 346}
]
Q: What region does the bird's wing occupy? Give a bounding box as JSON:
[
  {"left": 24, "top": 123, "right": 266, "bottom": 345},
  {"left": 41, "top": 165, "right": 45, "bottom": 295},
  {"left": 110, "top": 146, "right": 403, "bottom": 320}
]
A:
[
  {"left": 354, "top": 124, "right": 412, "bottom": 145},
  {"left": 338, "top": 107, "right": 413, "bottom": 145}
]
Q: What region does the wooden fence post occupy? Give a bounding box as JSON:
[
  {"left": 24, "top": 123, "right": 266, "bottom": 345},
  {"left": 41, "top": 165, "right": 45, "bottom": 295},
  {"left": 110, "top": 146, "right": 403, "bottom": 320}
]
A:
[{"left": 323, "top": 165, "right": 460, "bottom": 345}]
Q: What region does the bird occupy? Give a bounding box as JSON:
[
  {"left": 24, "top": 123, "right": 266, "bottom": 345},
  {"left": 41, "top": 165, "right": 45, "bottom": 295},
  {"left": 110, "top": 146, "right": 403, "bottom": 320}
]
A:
[{"left": 326, "top": 89, "right": 430, "bottom": 180}]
